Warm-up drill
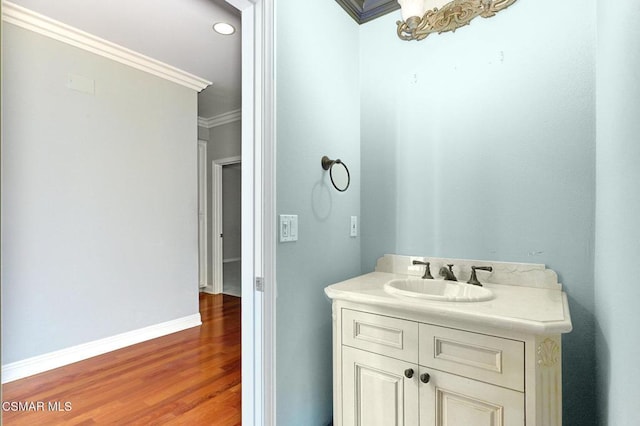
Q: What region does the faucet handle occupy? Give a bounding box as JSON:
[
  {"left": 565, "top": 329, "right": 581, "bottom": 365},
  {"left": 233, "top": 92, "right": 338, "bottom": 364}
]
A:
[
  {"left": 468, "top": 266, "right": 493, "bottom": 286},
  {"left": 412, "top": 260, "right": 433, "bottom": 279}
]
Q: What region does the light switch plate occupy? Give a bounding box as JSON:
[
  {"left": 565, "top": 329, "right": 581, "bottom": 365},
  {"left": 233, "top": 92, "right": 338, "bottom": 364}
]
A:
[
  {"left": 350, "top": 216, "right": 358, "bottom": 237},
  {"left": 280, "top": 215, "right": 298, "bottom": 242}
]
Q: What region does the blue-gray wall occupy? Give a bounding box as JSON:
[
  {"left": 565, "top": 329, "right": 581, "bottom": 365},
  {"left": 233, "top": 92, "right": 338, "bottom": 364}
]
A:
[
  {"left": 595, "top": 0, "right": 640, "bottom": 424},
  {"left": 276, "top": 0, "right": 640, "bottom": 424},
  {"left": 359, "top": 1, "right": 596, "bottom": 424},
  {"left": 2, "top": 24, "right": 199, "bottom": 363},
  {"left": 275, "top": 1, "right": 361, "bottom": 425}
]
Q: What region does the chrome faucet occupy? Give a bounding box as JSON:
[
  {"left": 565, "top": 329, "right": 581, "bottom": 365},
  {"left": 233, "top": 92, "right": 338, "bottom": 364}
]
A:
[
  {"left": 412, "top": 260, "right": 433, "bottom": 279},
  {"left": 439, "top": 264, "right": 457, "bottom": 281}
]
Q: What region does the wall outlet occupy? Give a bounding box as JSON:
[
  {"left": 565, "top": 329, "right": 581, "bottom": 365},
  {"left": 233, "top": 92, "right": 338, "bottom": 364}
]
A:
[
  {"left": 280, "top": 215, "right": 298, "bottom": 242},
  {"left": 350, "top": 216, "right": 358, "bottom": 237}
]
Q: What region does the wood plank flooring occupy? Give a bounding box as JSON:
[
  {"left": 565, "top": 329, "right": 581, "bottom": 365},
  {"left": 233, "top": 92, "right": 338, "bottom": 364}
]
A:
[{"left": 2, "top": 293, "right": 241, "bottom": 425}]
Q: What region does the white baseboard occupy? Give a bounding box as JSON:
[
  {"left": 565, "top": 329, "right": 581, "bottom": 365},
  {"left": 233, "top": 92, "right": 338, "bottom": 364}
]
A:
[
  {"left": 1, "top": 313, "right": 202, "bottom": 384},
  {"left": 201, "top": 284, "right": 216, "bottom": 294}
]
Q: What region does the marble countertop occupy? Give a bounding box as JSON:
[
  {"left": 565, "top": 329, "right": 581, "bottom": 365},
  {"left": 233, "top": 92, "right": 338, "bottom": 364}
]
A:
[{"left": 325, "top": 272, "right": 573, "bottom": 335}]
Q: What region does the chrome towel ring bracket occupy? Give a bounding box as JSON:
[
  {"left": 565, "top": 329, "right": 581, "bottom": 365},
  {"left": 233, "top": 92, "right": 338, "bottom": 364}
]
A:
[{"left": 321, "top": 156, "right": 350, "bottom": 192}]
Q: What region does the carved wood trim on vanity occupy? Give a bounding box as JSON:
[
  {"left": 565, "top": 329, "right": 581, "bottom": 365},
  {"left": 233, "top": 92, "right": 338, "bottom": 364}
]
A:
[{"left": 535, "top": 335, "right": 563, "bottom": 425}]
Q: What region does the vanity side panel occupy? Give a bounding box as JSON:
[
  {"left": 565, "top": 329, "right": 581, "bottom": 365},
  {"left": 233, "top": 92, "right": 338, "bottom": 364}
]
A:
[{"left": 534, "top": 335, "right": 563, "bottom": 426}]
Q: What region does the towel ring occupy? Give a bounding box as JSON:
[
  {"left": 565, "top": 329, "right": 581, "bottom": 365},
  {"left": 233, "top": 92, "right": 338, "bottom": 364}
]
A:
[{"left": 322, "top": 156, "right": 350, "bottom": 192}]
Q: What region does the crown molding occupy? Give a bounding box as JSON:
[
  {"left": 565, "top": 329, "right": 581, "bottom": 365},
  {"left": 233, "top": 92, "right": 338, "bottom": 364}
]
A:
[
  {"left": 198, "top": 109, "right": 242, "bottom": 128},
  {"left": 1, "top": 1, "right": 211, "bottom": 92},
  {"left": 335, "top": 0, "right": 400, "bottom": 24}
]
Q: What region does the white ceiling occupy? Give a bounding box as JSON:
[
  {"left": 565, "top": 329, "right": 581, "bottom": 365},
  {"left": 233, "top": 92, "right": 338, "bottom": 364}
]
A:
[{"left": 9, "top": 0, "right": 241, "bottom": 118}]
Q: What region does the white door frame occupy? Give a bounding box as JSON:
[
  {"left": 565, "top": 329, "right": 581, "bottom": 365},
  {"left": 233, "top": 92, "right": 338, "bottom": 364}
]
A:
[
  {"left": 197, "top": 140, "right": 208, "bottom": 290},
  {"left": 211, "top": 156, "right": 241, "bottom": 295},
  {"left": 226, "top": 1, "right": 276, "bottom": 425}
]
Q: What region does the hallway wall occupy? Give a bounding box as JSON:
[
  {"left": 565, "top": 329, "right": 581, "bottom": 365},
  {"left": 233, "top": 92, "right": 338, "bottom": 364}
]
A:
[{"left": 2, "top": 23, "right": 199, "bottom": 364}]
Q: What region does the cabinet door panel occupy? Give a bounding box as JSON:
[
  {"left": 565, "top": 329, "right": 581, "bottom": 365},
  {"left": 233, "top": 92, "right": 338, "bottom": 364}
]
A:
[
  {"left": 419, "top": 368, "right": 524, "bottom": 426},
  {"left": 343, "top": 346, "right": 419, "bottom": 426}
]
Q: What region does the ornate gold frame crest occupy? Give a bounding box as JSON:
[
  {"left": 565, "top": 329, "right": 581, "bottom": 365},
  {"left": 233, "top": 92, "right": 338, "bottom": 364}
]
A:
[{"left": 397, "top": 0, "right": 518, "bottom": 41}]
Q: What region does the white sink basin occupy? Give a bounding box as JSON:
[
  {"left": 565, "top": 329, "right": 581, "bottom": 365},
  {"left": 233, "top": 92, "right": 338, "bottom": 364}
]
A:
[{"left": 384, "top": 279, "right": 494, "bottom": 302}]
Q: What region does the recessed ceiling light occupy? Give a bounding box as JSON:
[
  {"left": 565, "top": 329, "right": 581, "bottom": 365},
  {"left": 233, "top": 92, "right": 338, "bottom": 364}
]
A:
[{"left": 213, "top": 22, "right": 235, "bottom": 35}]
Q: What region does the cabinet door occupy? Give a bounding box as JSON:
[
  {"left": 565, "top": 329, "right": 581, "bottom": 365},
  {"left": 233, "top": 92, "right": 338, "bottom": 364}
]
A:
[
  {"left": 419, "top": 367, "right": 524, "bottom": 426},
  {"left": 343, "top": 346, "right": 419, "bottom": 426}
]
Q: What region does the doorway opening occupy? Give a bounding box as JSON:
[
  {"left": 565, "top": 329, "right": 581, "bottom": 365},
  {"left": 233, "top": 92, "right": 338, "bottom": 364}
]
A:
[{"left": 212, "top": 157, "right": 242, "bottom": 296}]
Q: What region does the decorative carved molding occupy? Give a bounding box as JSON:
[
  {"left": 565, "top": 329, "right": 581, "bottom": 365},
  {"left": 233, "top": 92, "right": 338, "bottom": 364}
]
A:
[
  {"left": 535, "top": 335, "right": 562, "bottom": 425},
  {"left": 2, "top": 1, "right": 211, "bottom": 91},
  {"left": 397, "top": 0, "right": 518, "bottom": 41},
  {"left": 536, "top": 338, "right": 560, "bottom": 367},
  {"left": 335, "top": 0, "right": 400, "bottom": 24}
]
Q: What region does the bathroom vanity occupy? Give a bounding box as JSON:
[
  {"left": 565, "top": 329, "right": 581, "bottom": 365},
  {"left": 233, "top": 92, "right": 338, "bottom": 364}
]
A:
[{"left": 325, "top": 255, "right": 572, "bottom": 426}]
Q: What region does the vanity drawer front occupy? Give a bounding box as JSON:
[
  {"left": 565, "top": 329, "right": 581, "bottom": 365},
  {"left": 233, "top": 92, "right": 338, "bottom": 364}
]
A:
[
  {"left": 342, "top": 309, "right": 418, "bottom": 363},
  {"left": 419, "top": 324, "right": 524, "bottom": 392}
]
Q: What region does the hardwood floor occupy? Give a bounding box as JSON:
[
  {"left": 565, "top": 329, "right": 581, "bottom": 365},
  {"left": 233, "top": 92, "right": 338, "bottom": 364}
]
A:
[{"left": 2, "top": 293, "right": 241, "bottom": 425}]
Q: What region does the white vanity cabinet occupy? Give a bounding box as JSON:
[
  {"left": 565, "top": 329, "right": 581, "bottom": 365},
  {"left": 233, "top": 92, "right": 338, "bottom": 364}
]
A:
[
  {"left": 327, "top": 255, "right": 572, "bottom": 426},
  {"left": 334, "top": 305, "right": 564, "bottom": 426}
]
